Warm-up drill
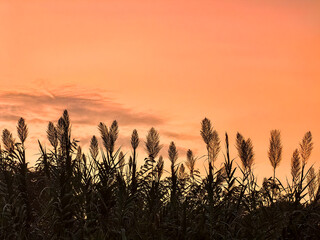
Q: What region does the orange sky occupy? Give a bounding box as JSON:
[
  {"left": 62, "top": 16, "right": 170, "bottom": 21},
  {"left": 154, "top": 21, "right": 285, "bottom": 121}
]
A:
[{"left": 0, "top": 0, "right": 320, "bottom": 181}]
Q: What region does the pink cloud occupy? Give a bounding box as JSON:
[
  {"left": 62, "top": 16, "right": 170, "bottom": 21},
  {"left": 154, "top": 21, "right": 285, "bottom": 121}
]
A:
[{"left": 0, "top": 88, "right": 166, "bottom": 127}]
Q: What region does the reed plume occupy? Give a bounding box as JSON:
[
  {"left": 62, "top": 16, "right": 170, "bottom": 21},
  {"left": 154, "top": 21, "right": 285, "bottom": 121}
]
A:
[
  {"left": 208, "top": 131, "right": 220, "bottom": 164},
  {"left": 17, "top": 117, "right": 28, "bottom": 144},
  {"left": 2, "top": 129, "right": 15, "bottom": 152},
  {"left": 131, "top": 129, "right": 139, "bottom": 150},
  {"left": 291, "top": 149, "right": 301, "bottom": 183},
  {"left": 89, "top": 135, "right": 99, "bottom": 159},
  {"left": 200, "top": 118, "right": 220, "bottom": 173},
  {"left": 186, "top": 149, "right": 196, "bottom": 178},
  {"left": 98, "top": 122, "right": 109, "bottom": 151},
  {"left": 145, "top": 127, "right": 161, "bottom": 159},
  {"left": 109, "top": 120, "right": 119, "bottom": 153},
  {"left": 236, "top": 132, "right": 254, "bottom": 171},
  {"left": 299, "top": 131, "right": 313, "bottom": 166},
  {"left": 168, "top": 141, "right": 178, "bottom": 165},
  {"left": 62, "top": 109, "right": 70, "bottom": 127},
  {"left": 201, "top": 118, "right": 214, "bottom": 145},
  {"left": 98, "top": 120, "right": 118, "bottom": 157},
  {"left": 47, "top": 122, "right": 58, "bottom": 149},
  {"left": 57, "top": 110, "right": 70, "bottom": 133},
  {"left": 268, "top": 129, "right": 282, "bottom": 180},
  {"left": 307, "top": 166, "right": 316, "bottom": 201},
  {"left": 57, "top": 110, "right": 71, "bottom": 152}
]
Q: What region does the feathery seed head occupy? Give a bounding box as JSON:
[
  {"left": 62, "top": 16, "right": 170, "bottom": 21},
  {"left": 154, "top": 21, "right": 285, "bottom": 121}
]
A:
[
  {"left": 145, "top": 127, "right": 161, "bottom": 159},
  {"left": 98, "top": 122, "right": 109, "bottom": 151},
  {"left": 291, "top": 149, "right": 301, "bottom": 182},
  {"left": 2, "top": 129, "right": 14, "bottom": 152},
  {"left": 90, "top": 135, "right": 99, "bottom": 159},
  {"left": 268, "top": 129, "right": 282, "bottom": 169},
  {"left": 131, "top": 129, "right": 139, "bottom": 150},
  {"left": 110, "top": 120, "right": 119, "bottom": 143},
  {"left": 98, "top": 122, "right": 117, "bottom": 153},
  {"left": 236, "top": 133, "right": 244, "bottom": 150},
  {"left": 208, "top": 130, "right": 220, "bottom": 163},
  {"left": 17, "top": 117, "right": 28, "bottom": 144},
  {"left": 47, "top": 122, "right": 58, "bottom": 149},
  {"left": 307, "top": 166, "right": 316, "bottom": 200},
  {"left": 62, "top": 110, "right": 70, "bottom": 129},
  {"left": 168, "top": 141, "right": 178, "bottom": 165},
  {"left": 236, "top": 133, "right": 254, "bottom": 170},
  {"left": 201, "top": 118, "right": 214, "bottom": 145},
  {"left": 103, "top": 120, "right": 119, "bottom": 154},
  {"left": 300, "top": 131, "right": 313, "bottom": 165},
  {"left": 186, "top": 149, "right": 196, "bottom": 174}
]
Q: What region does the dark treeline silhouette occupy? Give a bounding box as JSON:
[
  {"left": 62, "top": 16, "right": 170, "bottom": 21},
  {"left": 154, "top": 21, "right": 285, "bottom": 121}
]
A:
[{"left": 0, "top": 110, "right": 319, "bottom": 239}]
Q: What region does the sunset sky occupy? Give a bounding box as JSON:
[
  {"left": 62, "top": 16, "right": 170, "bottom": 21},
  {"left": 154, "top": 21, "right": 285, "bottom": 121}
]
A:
[{"left": 0, "top": 0, "right": 320, "bottom": 181}]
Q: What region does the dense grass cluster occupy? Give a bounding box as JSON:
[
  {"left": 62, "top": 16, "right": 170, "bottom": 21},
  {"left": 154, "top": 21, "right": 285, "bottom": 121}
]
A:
[{"left": 0, "top": 110, "right": 319, "bottom": 239}]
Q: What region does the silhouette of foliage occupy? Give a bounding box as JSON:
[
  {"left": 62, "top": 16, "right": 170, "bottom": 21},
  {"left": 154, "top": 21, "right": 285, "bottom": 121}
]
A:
[{"left": 0, "top": 112, "right": 319, "bottom": 239}]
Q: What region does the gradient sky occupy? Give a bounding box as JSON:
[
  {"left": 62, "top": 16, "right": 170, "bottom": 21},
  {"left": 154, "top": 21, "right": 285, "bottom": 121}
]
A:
[{"left": 1, "top": 0, "right": 320, "bottom": 181}]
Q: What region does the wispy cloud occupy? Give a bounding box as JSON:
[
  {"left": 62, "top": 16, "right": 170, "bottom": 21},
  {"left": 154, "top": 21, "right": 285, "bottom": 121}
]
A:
[
  {"left": 0, "top": 87, "right": 166, "bottom": 127},
  {"left": 161, "top": 130, "right": 200, "bottom": 141},
  {"left": 0, "top": 86, "right": 201, "bottom": 166}
]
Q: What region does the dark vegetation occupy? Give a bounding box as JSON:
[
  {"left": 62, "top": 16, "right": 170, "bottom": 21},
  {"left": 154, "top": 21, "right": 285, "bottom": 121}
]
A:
[{"left": 0, "top": 110, "right": 319, "bottom": 239}]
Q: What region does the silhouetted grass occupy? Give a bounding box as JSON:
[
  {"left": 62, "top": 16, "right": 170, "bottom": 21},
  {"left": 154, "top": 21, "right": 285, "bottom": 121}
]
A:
[{"left": 0, "top": 110, "right": 319, "bottom": 239}]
